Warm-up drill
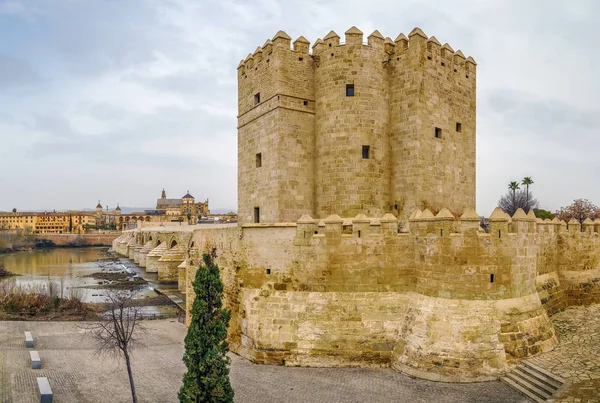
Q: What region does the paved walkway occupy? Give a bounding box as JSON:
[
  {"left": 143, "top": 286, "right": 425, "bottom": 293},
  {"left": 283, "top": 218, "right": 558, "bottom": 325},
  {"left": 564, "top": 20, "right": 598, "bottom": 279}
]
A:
[
  {"left": 0, "top": 320, "right": 526, "bottom": 403},
  {"left": 529, "top": 304, "right": 600, "bottom": 403}
]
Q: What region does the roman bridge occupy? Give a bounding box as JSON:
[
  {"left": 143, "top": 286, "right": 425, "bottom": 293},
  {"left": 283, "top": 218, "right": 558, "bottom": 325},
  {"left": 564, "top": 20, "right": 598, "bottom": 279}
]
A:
[{"left": 111, "top": 224, "right": 235, "bottom": 290}]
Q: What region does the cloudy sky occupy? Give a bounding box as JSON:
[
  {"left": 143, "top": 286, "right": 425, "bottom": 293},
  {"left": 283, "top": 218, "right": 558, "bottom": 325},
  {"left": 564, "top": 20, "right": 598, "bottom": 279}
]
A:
[{"left": 0, "top": 0, "right": 598, "bottom": 215}]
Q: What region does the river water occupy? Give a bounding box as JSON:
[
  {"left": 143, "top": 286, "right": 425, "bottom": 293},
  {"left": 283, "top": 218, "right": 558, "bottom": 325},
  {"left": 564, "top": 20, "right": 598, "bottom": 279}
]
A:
[{"left": 0, "top": 247, "right": 168, "bottom": 309}]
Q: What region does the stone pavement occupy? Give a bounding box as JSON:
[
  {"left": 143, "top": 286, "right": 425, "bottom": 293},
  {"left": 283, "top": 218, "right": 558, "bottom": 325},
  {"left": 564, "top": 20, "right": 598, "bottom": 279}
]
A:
[
  {"left": 0, "top": 320, "right": 526, "bottom": 403},
  {"left": 529, "top": 304, "right": 600, "bottom": 402}
]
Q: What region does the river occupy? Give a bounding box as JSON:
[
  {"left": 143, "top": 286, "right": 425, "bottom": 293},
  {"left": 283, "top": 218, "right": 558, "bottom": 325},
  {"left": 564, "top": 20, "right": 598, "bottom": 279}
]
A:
[{"left": 0, "top": 248, "right": 178, "bottom": 317}]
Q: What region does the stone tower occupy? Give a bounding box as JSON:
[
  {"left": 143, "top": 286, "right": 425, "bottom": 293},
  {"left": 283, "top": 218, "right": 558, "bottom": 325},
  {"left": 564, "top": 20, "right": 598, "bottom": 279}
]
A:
[{"left": 237, "top": 27, "right": 476, "bottom": 224}]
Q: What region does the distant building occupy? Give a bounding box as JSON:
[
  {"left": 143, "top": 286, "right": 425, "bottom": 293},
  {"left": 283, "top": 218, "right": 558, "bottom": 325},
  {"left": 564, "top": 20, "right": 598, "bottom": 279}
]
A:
[
  {"left": 155, "top": 189, "right": 210, "bottom": 224},
  {"left": 0, "top": 211, "right": 96, "bottom": 234}
]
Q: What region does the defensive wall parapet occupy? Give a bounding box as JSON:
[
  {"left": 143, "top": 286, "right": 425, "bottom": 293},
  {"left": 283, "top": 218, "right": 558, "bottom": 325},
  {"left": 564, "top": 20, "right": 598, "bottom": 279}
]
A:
[{"left": 111, "top": 207, "right": 600, "bottom": 382}]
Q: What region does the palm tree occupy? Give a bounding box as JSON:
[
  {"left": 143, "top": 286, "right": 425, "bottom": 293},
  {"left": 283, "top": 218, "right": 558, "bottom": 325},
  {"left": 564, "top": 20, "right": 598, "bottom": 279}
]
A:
[
  {"left": 522, "top": 177, "right": 534, "bottom": 210},
  {"left": 508, "top": 181, "right": 520, "bottom": 208}
]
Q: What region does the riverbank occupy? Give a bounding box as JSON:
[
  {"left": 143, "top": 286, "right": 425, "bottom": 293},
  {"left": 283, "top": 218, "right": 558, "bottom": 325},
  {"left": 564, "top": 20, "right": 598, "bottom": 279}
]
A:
[
  {"left": 0, "top": 232, "right": 119, "bottom": 255},
  {"left": 0, "top": 247, "right": 182, "bottom": 321}
]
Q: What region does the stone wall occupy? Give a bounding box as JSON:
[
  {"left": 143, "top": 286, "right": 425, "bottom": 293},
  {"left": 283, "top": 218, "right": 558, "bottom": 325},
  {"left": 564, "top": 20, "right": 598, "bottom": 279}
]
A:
[
  {"left": 114, "top": 208, "right": 600, "bottom": 383},
  {"left": 178, "top": 208, "right": 562, "bottom": 381}
]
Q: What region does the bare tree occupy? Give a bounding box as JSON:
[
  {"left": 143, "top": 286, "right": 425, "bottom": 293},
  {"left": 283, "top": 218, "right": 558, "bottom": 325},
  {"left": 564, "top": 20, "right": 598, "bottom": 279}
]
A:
[
  {"left": 498, "top": 189, "right": 540, "bottom": 216},
  {"left": 555, "top": 199, "right": 600, "bottom": 223},
  {"left": 83, "top": 290, "right": 145, "bottom": 403}
]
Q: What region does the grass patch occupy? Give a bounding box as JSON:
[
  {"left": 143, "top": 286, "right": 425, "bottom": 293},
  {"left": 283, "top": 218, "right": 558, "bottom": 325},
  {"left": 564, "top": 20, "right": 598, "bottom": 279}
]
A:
[{"left": 0, "top": 279, "right": 98, "bottom": 321}]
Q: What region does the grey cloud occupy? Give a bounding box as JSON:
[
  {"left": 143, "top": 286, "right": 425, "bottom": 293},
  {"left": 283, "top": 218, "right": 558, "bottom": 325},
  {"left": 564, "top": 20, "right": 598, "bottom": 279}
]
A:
[
  {"left": 0, "top": 54, "right": 43, "bottom": 89},
  {"left": 483, "top": 90, "right": 599, "bottom": 145}
]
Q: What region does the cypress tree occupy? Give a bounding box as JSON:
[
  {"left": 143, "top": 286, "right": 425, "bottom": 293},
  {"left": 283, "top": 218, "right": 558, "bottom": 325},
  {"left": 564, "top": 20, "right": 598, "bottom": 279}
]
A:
[{"left": 179, "top": 249, "right": 234, "bottom": 403}]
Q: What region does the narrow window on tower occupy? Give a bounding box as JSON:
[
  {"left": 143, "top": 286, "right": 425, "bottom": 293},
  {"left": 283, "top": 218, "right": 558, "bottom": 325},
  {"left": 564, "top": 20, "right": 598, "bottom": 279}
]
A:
[
  {"left": 256, "top": 152, "right": 262, "bottom": 168},
  {"left": 346, "top": 84, "right": 354, "bottom": 97},
  {"left": 435, "top": 127, "right": 442, "bottom": 139},
  {"left": 254, "top": 207, "right": 260, "bottom": 223},
  {"left": 456, "top": 122, "right": 462, "bottom": 133},
  {"left": 254, "top": 92, "right": 261, "bottom": 105},
  {"left": 362, "top": 145, "right": 370, "bottom": 159}
]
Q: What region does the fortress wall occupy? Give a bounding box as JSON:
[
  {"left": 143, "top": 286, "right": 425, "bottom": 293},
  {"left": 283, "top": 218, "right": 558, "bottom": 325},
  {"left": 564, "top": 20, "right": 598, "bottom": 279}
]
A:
[
  {"left": 240, "top": 289, "right": 410, "bottom": 367},
  {"left": 293, "top": 231, "right": 416, "bottom": 293},
  {"left": 197, "top": 213, "right": 555, "bottom": 378},
  {"left": 115, "top": 209, "right": 600, "bottom": 382},
  {"left": 391, "top": 214, "right": 556, "bottom": 380},
  {"left": 558, "top": 229, "right": 600, "bottom": 306},
  {"left": 186, "top": 224, "right": 297, "bottom": 352},
  {"left": 536, "top": 228, "right": 567, "bottom": 316}
]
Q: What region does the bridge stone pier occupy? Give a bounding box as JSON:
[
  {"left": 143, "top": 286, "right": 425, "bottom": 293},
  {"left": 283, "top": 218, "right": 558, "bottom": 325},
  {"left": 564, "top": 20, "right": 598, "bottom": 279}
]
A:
[{"left": 112, "top": 226, "right": 198, "bottom": 284}]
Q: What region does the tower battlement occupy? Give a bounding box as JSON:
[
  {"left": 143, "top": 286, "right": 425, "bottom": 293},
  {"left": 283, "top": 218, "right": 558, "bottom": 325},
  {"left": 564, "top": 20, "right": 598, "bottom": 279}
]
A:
[{"left": 238, "top": 26, "right": 477, "bottom": 231}]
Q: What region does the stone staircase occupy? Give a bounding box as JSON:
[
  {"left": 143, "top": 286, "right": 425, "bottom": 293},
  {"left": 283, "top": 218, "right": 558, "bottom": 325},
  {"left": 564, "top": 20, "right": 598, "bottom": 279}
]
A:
[{"left": 501, "top": 361, "right": 567, "bottom": 402}]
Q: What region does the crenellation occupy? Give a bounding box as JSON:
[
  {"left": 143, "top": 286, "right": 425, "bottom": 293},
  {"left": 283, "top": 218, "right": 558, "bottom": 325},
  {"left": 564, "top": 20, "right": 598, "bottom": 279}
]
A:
[
  {"left": 459, "top": 207, "right": 481, "bottom": 235},
  {"left": 567, "top": 218, "right": 581, "bottom": 233},
  {"left": 244, "top": 52, "right": 254, "bottom": 68},
  {"left": 384, "top": 37, "right": 395, "bottom": 54},
  {"left": 323, "top": 30, "right": 340, "bottom": 48},
  {"left": 426, "top": 35, "right": 441, "bottom": 52},
  {"left": 453, "top": 49, "right": 466, "bottom": 66},
  {"left": 293, "top": 36, "right": 310, "bottom": 53},
  {"left": 253, "top": 46, "right": 263, "bottom": 62},
  {"left": 441, "top": 43, "right": 454, "bottom": 59},
  {"left": 394, "top": 33, "right": 408, "bottom": 51},
  {"left": 367, "top": 30, "right": 385, "bottom": 49},
  {"left": 272, "top": 30, "right": 292, "bottom": 50},
  {"left": 583, "top": 218, "right": 595, "bottom": 234},
  {"left": 352, "top": 213, "right": 371, "bottom": 238},
  {"left": 311, "top": 38, "right": 324, "bottom": 55},
  {"left": 344, "top": 26, "right": 363, "bottom": 46},
  {"left": 262, "top": 39, "right": 273, "bottom": 56}
]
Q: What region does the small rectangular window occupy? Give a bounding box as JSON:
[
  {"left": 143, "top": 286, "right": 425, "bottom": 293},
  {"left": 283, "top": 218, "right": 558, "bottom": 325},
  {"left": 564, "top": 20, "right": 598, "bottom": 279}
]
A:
[
  {"left": 256, "top": 152, "right": 262, "bottom": 168},
  {"left": 346, "top": 84, "right": 354, "bottom": 97},
  {"left": 435, "top": 127, "right": 442, "bottom": 138},
  {"left": 303, "top": 100, "right": 308, "bottom": 106},
  {"left": 362, "top": 145, "right": 370, "bottom": 159},
  {"left": 490, "top": 274, "right": 495, "bottom": 283},
  {"left": 254, "top": 207, "right": 260, "bottom": 223},
  {"left": 254, "top": 92, "right": 260, "bottom": 105},
  {"left": 456, "top": 122, "right": 462, "bottom": 132}
]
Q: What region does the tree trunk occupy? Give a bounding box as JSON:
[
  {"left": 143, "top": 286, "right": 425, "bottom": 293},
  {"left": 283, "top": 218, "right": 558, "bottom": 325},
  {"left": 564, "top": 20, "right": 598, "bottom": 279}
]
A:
[{"left": 124, "top": 351, "right": 138, "bottom": 403}]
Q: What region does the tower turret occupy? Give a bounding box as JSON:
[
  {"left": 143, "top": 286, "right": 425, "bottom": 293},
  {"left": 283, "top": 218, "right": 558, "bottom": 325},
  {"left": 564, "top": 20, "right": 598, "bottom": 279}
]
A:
[{"left": 237, "top": 27, "right": 476, "bottom": 223}]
